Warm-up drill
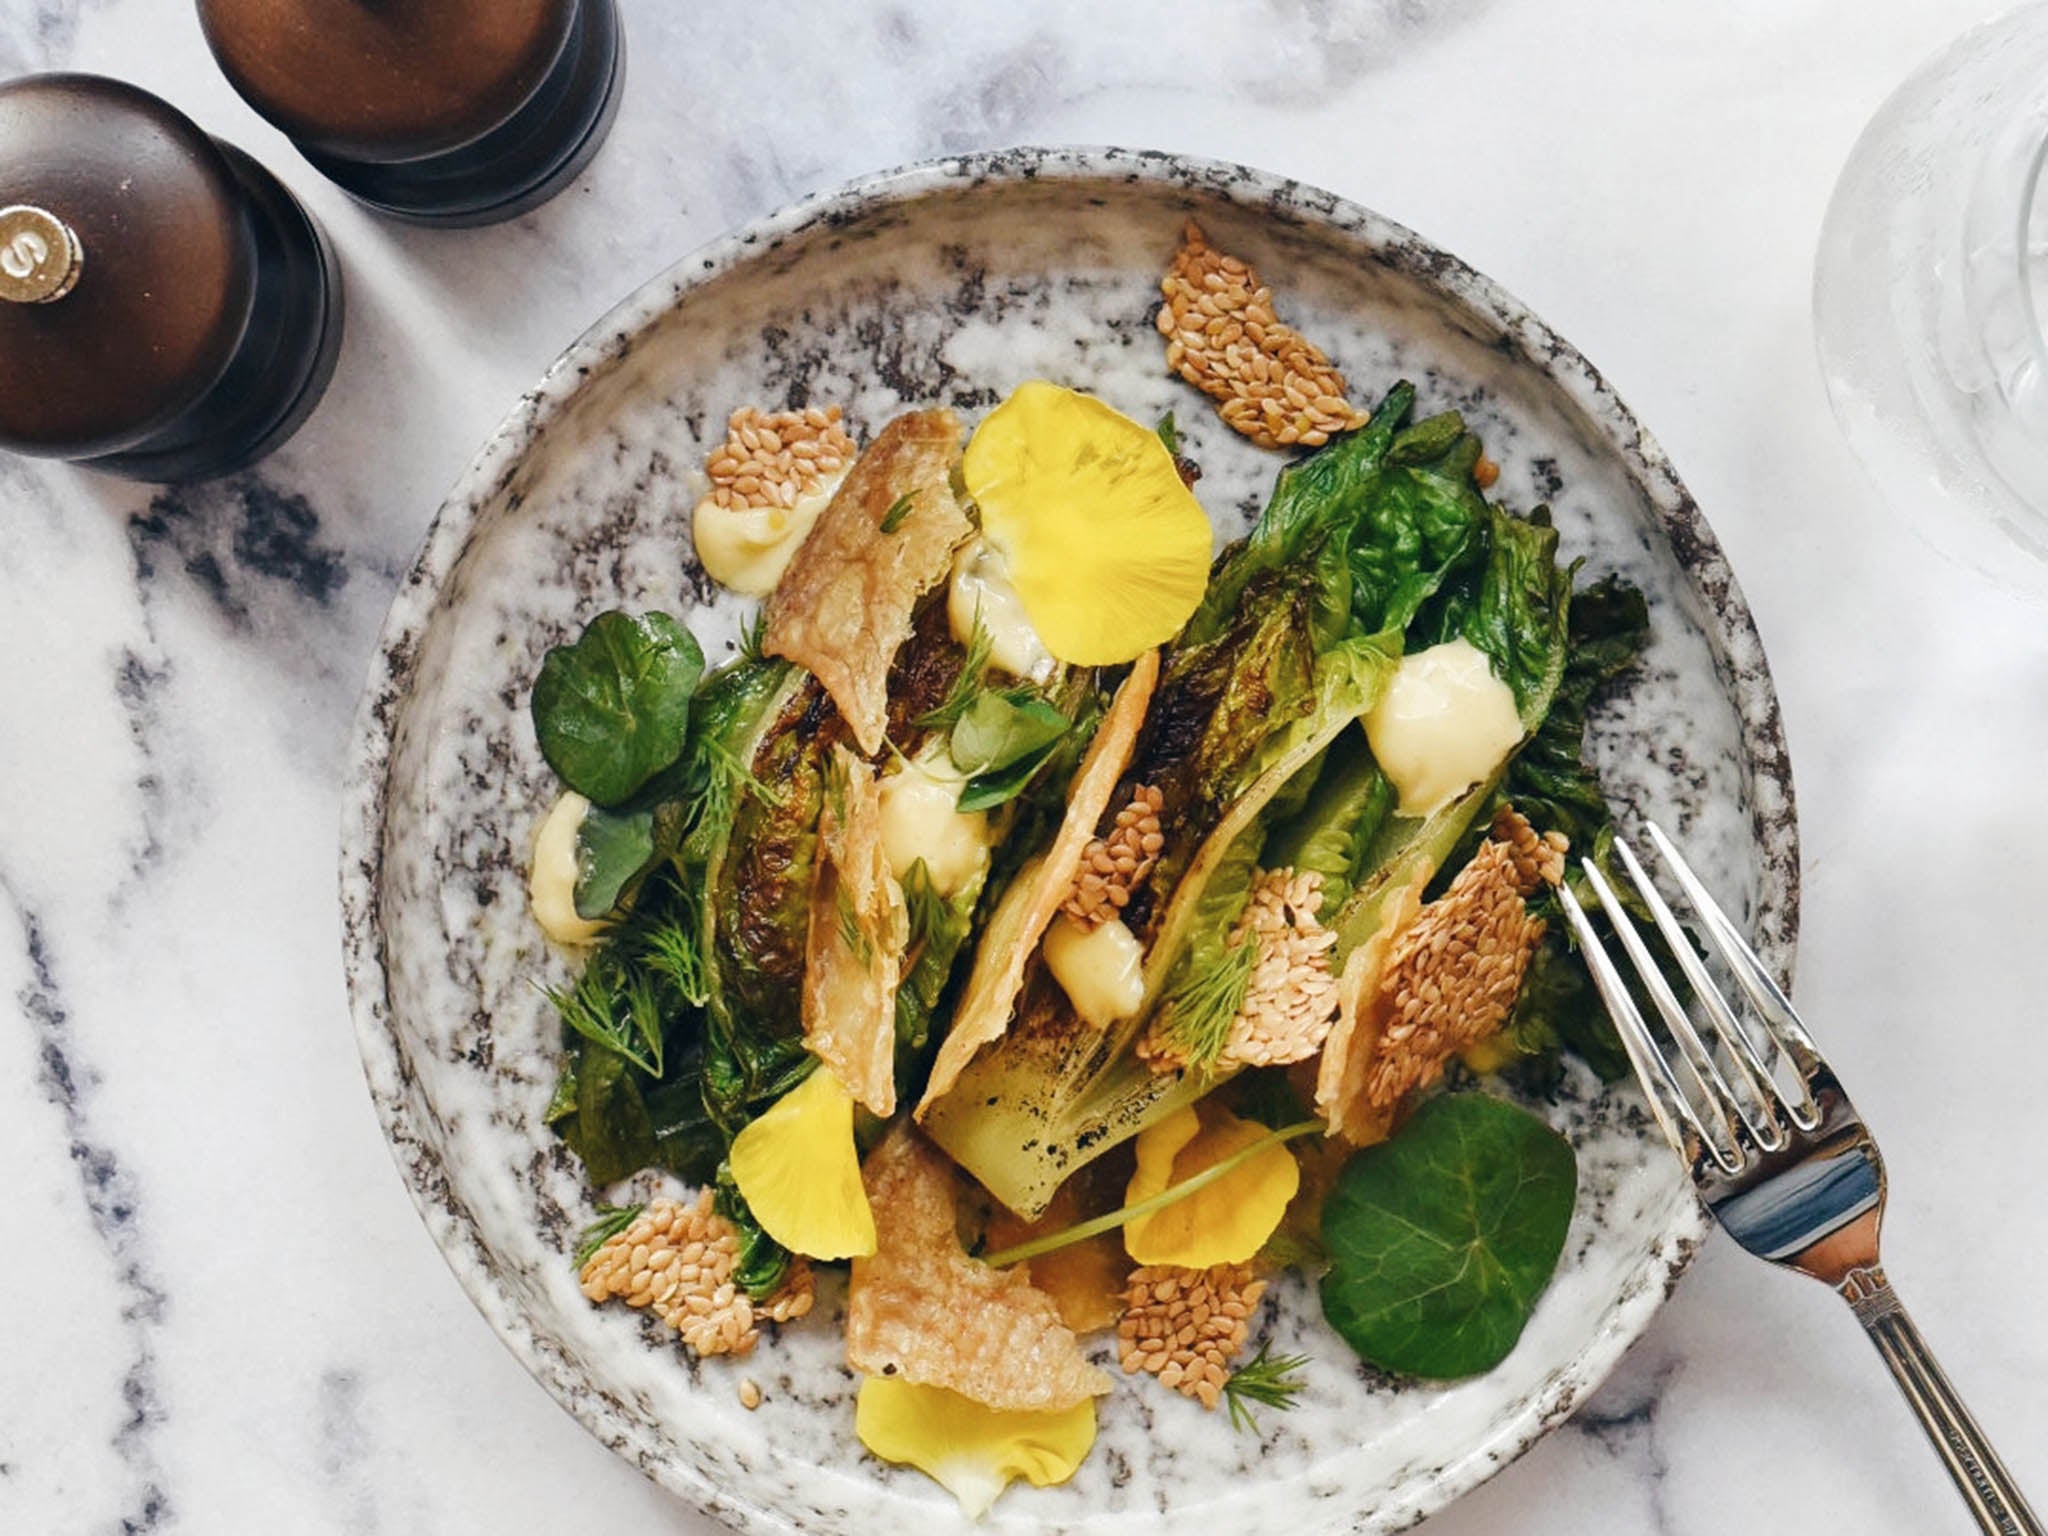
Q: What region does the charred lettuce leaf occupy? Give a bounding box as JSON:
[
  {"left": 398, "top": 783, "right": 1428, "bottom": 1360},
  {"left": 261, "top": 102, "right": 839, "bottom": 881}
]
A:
[
  {"left": 1487, "top": 577, "right": 1652, "bottom": 1082},
  {"left": 1185, "top": 381, "right": 1417, "bottom": 649},
  {"left": 1118, "top": 567, "right": 1316, "bottom": 935},
  {"left": 1499, "top": 573, "right": 1648, "bottom": 845}
]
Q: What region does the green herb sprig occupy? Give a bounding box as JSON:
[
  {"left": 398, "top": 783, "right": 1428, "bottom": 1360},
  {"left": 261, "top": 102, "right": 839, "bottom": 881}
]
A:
[
  {"left": 916, "top": 615, "right": 995, "bottom": 733},
  {"left": 1149, "top": 937, "right": 1257, "bottom": 1071},
  {"left": 879, "top": 494, "right": 915, "bottom": 534},
  {"left": 637, "top": 907, "right": 709, "bottom": 1006},
  {"left": 900, "top": 858, "right": 949, "bottom": 956},
  {"left": 1223, "top": 1341, "right": 1309, "bottom": 1434},
  {"left": 572, "top": 1203, "right": 645, "bottom": 1268},
  {"left": 543, "top": 955, "right": 666, "bottom": 1078},
  {"left": 980, "top": 1118, "right": 1321, "bottom": 1269}
]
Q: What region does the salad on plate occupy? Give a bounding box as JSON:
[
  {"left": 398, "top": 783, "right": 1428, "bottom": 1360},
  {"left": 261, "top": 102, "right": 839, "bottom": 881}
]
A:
[{"left": 518, "top": 226, "right": 1649, "bottom": 1517}]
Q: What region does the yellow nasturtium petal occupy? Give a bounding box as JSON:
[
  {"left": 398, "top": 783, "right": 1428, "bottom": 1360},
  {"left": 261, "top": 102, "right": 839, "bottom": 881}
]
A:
[
  {"left": 855, "top": 1376, "right": 1097, "bottom": 1520},
  {"left": 963, "top": 380, "right": 1213, "bottom": 666},
  {"left": 1123, "top": 1102, "right": 1300, "bottom": 1267},
  {"left": 728, "top": 1065, "right": 877, "bottom": 1260}
]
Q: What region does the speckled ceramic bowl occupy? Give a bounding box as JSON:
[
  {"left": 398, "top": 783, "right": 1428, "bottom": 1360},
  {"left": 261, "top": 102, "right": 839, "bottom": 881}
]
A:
[{"left": 339, "top": 148, "right": 1797, "bottom": 1536}]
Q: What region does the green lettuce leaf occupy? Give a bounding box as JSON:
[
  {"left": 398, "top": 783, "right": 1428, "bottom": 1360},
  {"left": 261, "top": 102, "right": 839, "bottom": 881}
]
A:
[
  {"left": 1346, "top": 413, "right": 1490, "bottom": 636},
  {"left": 1261, "top": 737, "right": 1394, "bottom": 915},
  {"left": 1499, "top": 573, "right": 1648, "bottom": 845},
  {"left": 1185, "top": 381, "right": 1417, "bottom": 651}
]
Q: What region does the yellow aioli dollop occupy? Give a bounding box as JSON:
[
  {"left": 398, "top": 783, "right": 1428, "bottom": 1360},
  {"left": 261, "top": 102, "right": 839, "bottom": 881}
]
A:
[
  {"left": 877, "top": 748, "right": 991, "bottom": 897},
  {"left": 691, "top": 470, "right": 846, "bottom": 596},
  {"left": 1363, "top": 637, "right": 1523, "bottom": 817},
  {"left": 1041, "top": 913, "right": 1145, "bottom": 1029},
  {"left": 948, "top": 538, "right": 1057, "bottom": 684},
  {"left": 529, "top": 791, "right": 607, "bottom": 946}
]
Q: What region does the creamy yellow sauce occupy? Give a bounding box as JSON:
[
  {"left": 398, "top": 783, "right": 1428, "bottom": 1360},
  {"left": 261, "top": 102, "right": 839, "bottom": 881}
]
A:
[
  {"left": 877, "top": 749, "right": 992, "bottom": 897},
  {"left": 947, "top": 538, "right": 1056, "bottom": 683},
  {"left": 1042, "top": 913, "right": 1145, "bottom": 1029},
  {"left": 529, "top": 791, "right": 607, "bottom": 946},
  {"left": 691, "top": 470, "right": 846, "bottom": 596},
  {"left": 1364, "top": 638, "right": 1523, "bottom": 816}
]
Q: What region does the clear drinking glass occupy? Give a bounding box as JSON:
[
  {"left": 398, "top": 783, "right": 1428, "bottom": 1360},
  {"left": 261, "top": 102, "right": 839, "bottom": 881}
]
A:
[{"left": 1814, "top": 1, "right": 2048, "bottom": 595}]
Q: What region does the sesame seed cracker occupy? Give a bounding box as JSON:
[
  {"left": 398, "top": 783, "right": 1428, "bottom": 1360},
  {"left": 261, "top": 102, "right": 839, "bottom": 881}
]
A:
[
  {"left": 1156, "top": 222, "right": 1370, "bottom": 450},
  {"left": 578, "top": 1191, "right": 815, "bottom": 1358}
]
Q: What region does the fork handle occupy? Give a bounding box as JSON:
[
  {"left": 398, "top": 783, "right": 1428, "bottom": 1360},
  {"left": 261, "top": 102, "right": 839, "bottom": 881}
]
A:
[{"left": 1840, "top": 1266, "right": 2043, "bottom": 1536}]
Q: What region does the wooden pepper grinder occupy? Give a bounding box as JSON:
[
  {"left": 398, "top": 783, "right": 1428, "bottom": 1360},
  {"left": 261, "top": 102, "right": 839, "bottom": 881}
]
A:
[
  {"left": 198, "top": 0, "right": 625, "bottom": 226},
  {"left": 0, "top": 73, "right": 343, "bottom": 482}
]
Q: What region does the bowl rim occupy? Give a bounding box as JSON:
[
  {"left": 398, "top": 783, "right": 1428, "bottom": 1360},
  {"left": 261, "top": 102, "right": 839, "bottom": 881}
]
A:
[{"left": 337, "top": 144, "right": 1798, "bottom": 1534}]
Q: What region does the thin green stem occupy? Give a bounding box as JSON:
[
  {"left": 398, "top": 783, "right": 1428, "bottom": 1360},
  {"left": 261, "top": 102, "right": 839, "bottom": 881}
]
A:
[{"left": 981, "top": 1118, "right": 1323, "bottom": 1269}]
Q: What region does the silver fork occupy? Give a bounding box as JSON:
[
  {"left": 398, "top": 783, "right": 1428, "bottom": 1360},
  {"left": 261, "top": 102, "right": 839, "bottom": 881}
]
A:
[{"left": 1557, "top": 823, "right": 2042, "bottom": 1536}]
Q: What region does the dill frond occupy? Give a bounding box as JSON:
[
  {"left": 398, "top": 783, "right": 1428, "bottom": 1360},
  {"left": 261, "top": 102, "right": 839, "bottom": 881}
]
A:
[
  {"left": 900, "top": 859, "right": 947, "bottom": 950},
  {"left": 915, "top": 613, "right": 994, "bottom": 732},
  {"left": 543, "top": 962, "right": 660, "bottom": 1078},
  {"left": 835, "top": 885, "right": 874, "bottom": 968},
  {"left": 696, "top": 735, "right": 785, "bottom": 828},
  {"left": 1224, "top": 1341, "right": 1309, "bottom": 1434},
  {"left": 637, "top": 908, "right": 708, "bottom": 1007},
  {"left": 736, "top": 606, "right": 770, "bottom": 662},
  {"left": 1150, "top": 937, "right": 1257, "bottom": 1070},
  {"left": 621, "top": 964, "right": 667, "bottom": 1078}
]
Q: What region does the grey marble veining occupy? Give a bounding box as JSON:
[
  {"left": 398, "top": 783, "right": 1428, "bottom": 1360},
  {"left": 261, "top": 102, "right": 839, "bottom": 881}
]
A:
[{"left": 2, "top": 3, "right": 2044, "bottom": 1535}]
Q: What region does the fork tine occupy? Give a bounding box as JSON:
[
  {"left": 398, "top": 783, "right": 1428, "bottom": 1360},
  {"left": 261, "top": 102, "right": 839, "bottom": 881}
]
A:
[
  {"left": 1579, "top": 858, "right": 1747, "bottom": 1174},
  {"left": 1556, "top": 879, "right": 1730, "bottom": 1169},
  {"left": 1644, "top": 821, "right": 1823, "bottom": 1129},
  {"left": 1610, "top": 833, "right": 1787, "bottom": 1151}
]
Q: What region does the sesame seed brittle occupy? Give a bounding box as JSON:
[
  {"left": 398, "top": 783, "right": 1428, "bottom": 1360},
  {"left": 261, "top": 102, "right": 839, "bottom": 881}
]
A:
[
  {"left": 1061, "top": 784, "right": 1165, "bottom": 929},
  {"left": 1157, "top": 222, "right": 1371, "bottom": 450},
  {"left": 578, "top": 1192, "right": 815, "bottom": 1359},
  {"left": 1317, "top": 813, "right": 1569, "bottom": 1143},
  {"left": 1141, "top": 867, "right": 1343, "bottom": 1073}
]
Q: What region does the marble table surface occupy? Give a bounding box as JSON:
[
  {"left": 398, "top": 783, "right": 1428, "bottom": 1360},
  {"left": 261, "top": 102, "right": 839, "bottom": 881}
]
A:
[{"left": 4, "top": 2, "right": 2044, "bottom": 1532}]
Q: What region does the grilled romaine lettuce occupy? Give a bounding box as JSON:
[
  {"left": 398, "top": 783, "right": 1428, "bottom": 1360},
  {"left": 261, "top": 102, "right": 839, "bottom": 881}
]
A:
[{"left": 923, "top": 384, "right": 1606, "bottom": 1217}]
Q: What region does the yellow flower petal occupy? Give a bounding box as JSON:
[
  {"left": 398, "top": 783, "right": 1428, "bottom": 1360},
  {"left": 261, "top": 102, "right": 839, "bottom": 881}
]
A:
[
  {"left": 728, "top": 1065, "right": 877, "bottom": 1260},
  {"left": 1123, "top": 1102, "right": 1300, "bottom": 1267},
  {"left": 963, "top": 381, "right": 1213, "bottom": 665},
  {"left": 855, "top": 1376, "right": 1097, "bottom": 1520}
]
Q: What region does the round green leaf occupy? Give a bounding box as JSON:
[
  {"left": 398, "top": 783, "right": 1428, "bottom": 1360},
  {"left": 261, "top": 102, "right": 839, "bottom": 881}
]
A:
[
  {"left": 532, "top": 611, "right": 704, "bottom": 805},
  {"left": 1318, "top": 1092, "right": 1577, "bottom": 1380}
]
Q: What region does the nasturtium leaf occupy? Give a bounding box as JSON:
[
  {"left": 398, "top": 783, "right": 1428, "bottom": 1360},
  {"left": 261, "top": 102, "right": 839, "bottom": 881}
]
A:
[
  {"left": 532, "top": 610, "right": 704, "bottom": 806},
  {"left": 955, "top": 750, "right": 1060, "bottom": 815},
  {"left": 573, "top": 802, "right": 658, "bottom": 919},
  {"left": 1319, "top": 1092, "right": 1576, "bottom": 1379},
  {"left": 949, "top": 691, "right": 1069, "bottom": 777}
]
